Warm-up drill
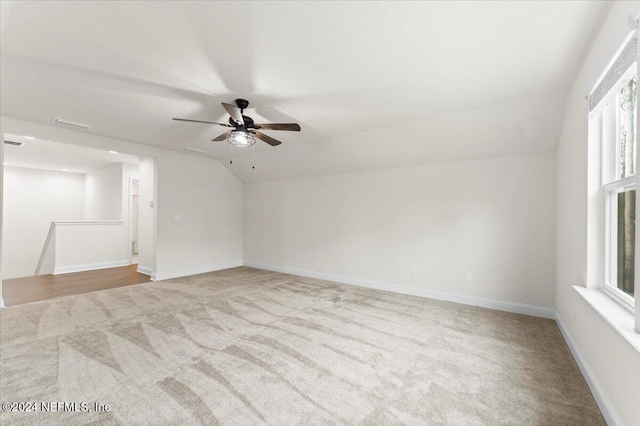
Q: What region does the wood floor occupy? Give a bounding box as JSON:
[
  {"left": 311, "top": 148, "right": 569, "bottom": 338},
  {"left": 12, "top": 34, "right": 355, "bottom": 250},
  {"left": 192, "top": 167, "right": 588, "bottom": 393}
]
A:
[{"left": 2, "top": 265, "right": 150, "bottom": 306}]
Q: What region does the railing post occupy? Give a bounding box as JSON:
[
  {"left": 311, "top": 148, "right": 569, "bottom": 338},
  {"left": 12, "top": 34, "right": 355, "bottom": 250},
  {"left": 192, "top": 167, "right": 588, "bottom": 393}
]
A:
[{"left": 35, "top": 222, "right": 56, "bottom": 276}]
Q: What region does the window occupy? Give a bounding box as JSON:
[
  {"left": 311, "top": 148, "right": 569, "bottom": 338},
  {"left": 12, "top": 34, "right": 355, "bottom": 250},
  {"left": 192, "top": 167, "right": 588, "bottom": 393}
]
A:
[{"left": 599, "top": 62, "right": 637, "bottom": 311}]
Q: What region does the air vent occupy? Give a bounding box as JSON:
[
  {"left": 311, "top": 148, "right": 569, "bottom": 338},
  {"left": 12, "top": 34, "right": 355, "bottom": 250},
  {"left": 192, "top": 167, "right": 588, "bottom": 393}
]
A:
[
  {"left": 184, "top": 147, "right": 206, "bottom": 154},
  {"left": 4, "top": 140, "right": 25, "bottom": 147},
  {"left": 52, "top": 117, "right": 93, "bottom": 129}
]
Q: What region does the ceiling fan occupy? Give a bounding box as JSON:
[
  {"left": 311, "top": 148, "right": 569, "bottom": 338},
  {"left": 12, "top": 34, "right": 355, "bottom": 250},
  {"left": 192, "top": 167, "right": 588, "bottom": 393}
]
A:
[{"left": 173, "top": 99, "right": 300, "bottom": 147}]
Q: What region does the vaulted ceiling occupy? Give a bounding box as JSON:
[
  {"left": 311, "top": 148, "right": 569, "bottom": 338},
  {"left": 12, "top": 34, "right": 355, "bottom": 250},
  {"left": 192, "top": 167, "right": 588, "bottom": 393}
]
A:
[{"left": 1, "top": 1, "right": 609, "bottom": 182}]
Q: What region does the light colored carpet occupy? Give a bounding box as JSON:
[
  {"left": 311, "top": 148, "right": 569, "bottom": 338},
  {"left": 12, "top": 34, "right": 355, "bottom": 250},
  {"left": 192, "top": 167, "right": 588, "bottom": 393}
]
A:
[{"left": 0, "top": 267, "right": 603, "bottom": 425}]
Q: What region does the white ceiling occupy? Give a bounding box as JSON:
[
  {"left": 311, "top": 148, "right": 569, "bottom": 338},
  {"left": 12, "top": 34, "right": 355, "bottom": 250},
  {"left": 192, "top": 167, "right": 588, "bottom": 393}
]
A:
[
  {"left": 3, "top": 134, "right": 139, "bottom": 174},
  {"left": 0, "top": 1, "right": 609, "bottom": 182}
]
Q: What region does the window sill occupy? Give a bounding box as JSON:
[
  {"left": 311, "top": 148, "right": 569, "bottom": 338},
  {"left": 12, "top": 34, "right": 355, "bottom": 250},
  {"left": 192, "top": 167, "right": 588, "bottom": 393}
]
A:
[{"left": 573, "top": 285, "right": 640, "bottom": 352}]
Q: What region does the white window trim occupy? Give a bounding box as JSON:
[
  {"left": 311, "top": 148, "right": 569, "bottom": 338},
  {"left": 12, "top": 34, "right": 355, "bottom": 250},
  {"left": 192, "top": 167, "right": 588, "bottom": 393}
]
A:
[
  {"left": 603, "top": 176, "right": 637, "bottom": 313},
  {"left": 585, "top": 12, "right": 640, "bottom": 337},
  {"left": 603, "top": 283, "right": 635, "bottom": 313},
  {"left": 598, "top": 64, "right": 637, "bottom": 313}
]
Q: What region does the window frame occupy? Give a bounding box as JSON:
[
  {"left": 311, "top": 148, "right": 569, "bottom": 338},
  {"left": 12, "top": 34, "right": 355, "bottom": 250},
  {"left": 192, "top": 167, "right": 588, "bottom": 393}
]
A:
[
  {"left": 600, "top": 65, "right": 638, "bottom": 313},
  {"left": 603, "top": 176, "right": 636, "bottom": 312}
]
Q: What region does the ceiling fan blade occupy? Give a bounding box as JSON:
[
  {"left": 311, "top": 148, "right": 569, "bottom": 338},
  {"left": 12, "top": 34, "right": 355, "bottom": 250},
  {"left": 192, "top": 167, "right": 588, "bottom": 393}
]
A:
[
  {"left": 254, "top": 131, "right": 282, "bottom": 146},
  {"left": 255, "top": 123, "right": 301, "bottom": 131},
  {"left": 173, "top": 118, "right": 231, "bottom": 127},
  {"left": 212, "top": 130, "right": 233, "bottom": 142},
  {"left": 222, "top": 103, "right": 244, "bottom": 125}
]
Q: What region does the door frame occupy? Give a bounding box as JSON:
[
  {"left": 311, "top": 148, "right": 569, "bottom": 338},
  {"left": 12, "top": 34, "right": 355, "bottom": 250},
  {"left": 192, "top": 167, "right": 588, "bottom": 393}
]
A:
[{"left": 127, "top": 177, "right": 139, "bottom": 265}]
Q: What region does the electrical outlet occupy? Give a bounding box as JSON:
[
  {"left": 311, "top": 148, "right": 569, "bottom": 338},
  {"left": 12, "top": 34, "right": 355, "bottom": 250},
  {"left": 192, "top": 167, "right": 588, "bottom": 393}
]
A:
[
  {"left": 410, "top": 266, "right": 417, "bottom": 275},
  {"left": 172, "top": 214, "right": 181, "bottom": 222},
  {"left": 300, "top": 254, "right": 306, "bottom": 262},
  {"left": 466, "top": 272, "right": 473, "bottom": 282}
]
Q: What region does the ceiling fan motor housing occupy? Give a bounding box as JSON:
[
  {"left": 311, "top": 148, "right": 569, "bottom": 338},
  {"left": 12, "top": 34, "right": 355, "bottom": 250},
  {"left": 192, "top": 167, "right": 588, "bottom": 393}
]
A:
[
  {"left": 229, "top": 99, "right": 253, "bottom": 128},
  {"left": 235, "top": 98, "right": 250, "bottom": 110},
  {"left": 228, "top": 115, "right": 255, "bottom": 128}
]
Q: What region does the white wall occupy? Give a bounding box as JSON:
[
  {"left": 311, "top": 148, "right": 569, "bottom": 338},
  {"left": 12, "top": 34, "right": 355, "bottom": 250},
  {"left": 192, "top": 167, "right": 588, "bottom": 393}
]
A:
[
  {"left": 2, "top": 166, "right": 84, "bottom": 279},
  {"left": 556, "top": 2, "right": 640, "bottom": 425},
  {"left": 53, "top": 221, "right": 128, "bottom": 273},
  {"left": 245, "top": 152, "right": 556, "bottom": 308},
  {"left": 84, "top": 163, "right": 123, "bottom": 220},
  {"left": 155, "top": 153, "right": 243, "bottom": 280}
]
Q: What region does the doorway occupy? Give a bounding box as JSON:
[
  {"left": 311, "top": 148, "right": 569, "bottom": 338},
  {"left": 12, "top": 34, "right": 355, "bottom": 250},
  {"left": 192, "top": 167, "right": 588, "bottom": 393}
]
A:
[{"left": 130, "top": 179, "right": 140, "bottom": 265}]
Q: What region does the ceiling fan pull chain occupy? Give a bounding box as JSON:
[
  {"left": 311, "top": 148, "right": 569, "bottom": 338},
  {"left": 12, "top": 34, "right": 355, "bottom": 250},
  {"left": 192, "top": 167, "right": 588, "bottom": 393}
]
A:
[
  {"left": 229, "top": 143, "right": 233, "bottom": 164},
  {"left": 252, "top": 144, "right": 255, "bottom": 169}
]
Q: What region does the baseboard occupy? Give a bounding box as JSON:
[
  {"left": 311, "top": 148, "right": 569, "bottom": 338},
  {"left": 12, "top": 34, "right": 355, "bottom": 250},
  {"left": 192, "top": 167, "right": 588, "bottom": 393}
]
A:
[
  {"left": 136, "top": 265, "right": 153, "bottom": 277},
  {"left": 0, "top": 297, "right": 4, "bottom": 308},
  {"left": 53, "top": 260, "right": 130, "bottom": 275},
  {"left": 555, "top": 312, "right": 622, "bottom": 426},
  {"left": 153, "top": 261, "right": 244, "bottom": 281},
  {"left": 243, "top": 262, "right": 556, "bottom": 319}
]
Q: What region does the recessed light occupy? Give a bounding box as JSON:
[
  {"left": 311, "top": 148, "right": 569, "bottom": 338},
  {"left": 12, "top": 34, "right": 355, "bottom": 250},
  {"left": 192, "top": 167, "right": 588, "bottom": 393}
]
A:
[
  {"left": 52, "top": 117, "right": 93, "bottom": 129},
  {"left": 184, "top": 147, "right": 206, "bottom": 154},
  {"left": 24, "top": 136, "right": 35, "bottom": 140},
  {"left": 109, "top": 150, "right": 118, "bottom": 154},
  {"left": 62, "top": 168, "right": 70, "bottom": 172}
]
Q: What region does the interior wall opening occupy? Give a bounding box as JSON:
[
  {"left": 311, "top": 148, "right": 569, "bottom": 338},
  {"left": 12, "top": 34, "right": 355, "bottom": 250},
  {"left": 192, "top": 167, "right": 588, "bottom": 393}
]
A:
[{"left": 0, "top": 134, "right": 154, "bottom": 306}]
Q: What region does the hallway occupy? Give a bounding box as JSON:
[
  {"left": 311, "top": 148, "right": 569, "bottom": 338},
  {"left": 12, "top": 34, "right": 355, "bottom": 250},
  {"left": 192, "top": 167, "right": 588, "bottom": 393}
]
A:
[{"left": 2, "top": 265, "right": 150, "bottom": 306}]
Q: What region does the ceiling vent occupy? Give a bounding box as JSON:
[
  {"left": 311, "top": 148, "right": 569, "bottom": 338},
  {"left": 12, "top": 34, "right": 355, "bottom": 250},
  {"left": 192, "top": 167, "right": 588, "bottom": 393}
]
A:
[
  {"left": 184, "top": 147, "right": 206, "bottom": 154},
  {"left": 4, "top": 140, "right": 25, "bottom": 147},
  {"left": 52, "top": 117, "right": 93, "bottom": 129}
]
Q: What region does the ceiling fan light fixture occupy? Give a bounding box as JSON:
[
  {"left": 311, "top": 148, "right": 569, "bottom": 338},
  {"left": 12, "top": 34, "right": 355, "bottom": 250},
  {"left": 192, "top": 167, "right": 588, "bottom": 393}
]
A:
[{"left": 227, "top": 130, "right": 256, "bottom": 148}]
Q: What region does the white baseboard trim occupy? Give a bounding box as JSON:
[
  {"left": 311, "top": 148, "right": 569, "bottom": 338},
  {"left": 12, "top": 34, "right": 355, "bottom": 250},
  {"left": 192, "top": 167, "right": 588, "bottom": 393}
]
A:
[
  {"left": 153, "top": 261, "right": 244, "bottom": 281},
  {"left": 0, "top": 297, "right": 4, "bottom": 308},
  {"left": 555, "top": 311, "right": 622, "bottom": 426},
  {"left": 53, "top": 260, "right": 131, "bottom": 275},
  {"left": 136, "top": 265, "right": 154, "bottom": 277},
  {"left": 243, "top": 262, "right": 556, "bottom": 319}
]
